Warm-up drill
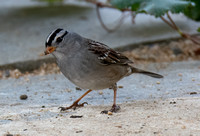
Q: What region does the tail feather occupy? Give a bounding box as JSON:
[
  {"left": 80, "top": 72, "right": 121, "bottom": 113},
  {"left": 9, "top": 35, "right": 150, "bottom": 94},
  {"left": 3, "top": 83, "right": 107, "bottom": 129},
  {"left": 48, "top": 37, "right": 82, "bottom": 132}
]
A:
[{"left": 131, "top": 67, "right": 163, "bottom": 78}]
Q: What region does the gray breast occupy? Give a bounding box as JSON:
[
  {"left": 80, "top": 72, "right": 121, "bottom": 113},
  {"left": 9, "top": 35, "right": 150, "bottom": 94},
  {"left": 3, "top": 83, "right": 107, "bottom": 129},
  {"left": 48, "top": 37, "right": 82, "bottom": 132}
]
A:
[{"left": 53, "top": 45, "right": 129, "bottom": 90}]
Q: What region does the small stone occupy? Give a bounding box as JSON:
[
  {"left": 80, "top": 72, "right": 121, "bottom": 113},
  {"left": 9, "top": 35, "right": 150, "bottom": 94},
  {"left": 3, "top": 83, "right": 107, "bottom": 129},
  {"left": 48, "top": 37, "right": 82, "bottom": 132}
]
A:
[
  {"left": 181, "top": 125, "right": 186, "bottom": 129},
  {"left": 98, "top": 91, "right": 103, "bottom": 95},
  {"left": 178, "top": 73, "right": 182, "bottom": 76},
  {"left": 20, "top": 95, "right": 28, "bottom": 100},
  {"left": 75, "top": 87, "right": 82, "bottom": 91},
  {"left": 156, "top": 81, "right": 160, "bottom": 84},
  {"left": 118, "top": 86, "right": 123, "bottom": 88},
  {"left": 108, "top": 111, "right": 113, "bottom": 115},
  {"left": 41, "top": 105, "right": 45, "bottom": 108},
  {"left": 13, "top": 69, "right": 22, "bottom": 79},
  {"left": 65, "top": 89, "right": 72, "bottom": 93}
]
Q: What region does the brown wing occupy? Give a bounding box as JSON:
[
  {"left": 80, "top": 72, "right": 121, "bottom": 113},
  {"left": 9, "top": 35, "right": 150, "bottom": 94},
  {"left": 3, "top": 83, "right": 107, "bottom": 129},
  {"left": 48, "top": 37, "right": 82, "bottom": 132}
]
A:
[{"left": 88, "top": 39, "right": 133, "bottom": 65}]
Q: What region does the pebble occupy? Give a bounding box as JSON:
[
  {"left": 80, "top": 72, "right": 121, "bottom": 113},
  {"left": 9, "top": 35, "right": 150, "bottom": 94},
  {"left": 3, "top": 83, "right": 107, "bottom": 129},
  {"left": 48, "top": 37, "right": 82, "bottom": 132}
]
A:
[
  {"left": 108, "top": 111, "right": 113, "bottom": 115},
  {"left": 20, "top": 94, "right": 28, "bottom": 100}
]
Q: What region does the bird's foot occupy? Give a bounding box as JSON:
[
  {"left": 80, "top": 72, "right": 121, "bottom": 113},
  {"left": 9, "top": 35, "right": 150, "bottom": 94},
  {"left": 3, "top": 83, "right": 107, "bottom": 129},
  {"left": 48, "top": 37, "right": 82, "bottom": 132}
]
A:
[
  {"left": 101, "top": 104, "right": 120, "bottom": 114},
  {"left": 110, "top": 104, "right": 120, "bottom": 112},
  {"left": 59, "top": 102, "right": 88, "bottom": 111}
]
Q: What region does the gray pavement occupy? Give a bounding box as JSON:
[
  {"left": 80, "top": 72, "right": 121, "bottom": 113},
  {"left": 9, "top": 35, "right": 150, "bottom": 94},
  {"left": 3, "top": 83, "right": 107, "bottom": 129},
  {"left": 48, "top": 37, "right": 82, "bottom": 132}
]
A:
[
  {"left": 0, "top": 0, "right": 200, "bottom": 66},
  {"left": 0, "top": 61, "right": 200, "bottom": 116},
  {"left": 1, "top": 60, "right": 200, "bottom": 135}
]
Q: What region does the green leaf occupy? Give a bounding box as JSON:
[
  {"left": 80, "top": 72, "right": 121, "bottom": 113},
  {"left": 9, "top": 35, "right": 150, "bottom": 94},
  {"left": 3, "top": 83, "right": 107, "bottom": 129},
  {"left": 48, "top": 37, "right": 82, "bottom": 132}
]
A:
[
  {"left": 198, "top": 27, "right": 200, "bottom": 32},
  {"left": 35, "top": 0, "right": 63, "bottom": 3},
  {"left": 110, "top": 0, "right": 141, "bottom": 10},
  {"left": 110, "top": 0, "right": 193, "bottom": 17},
  {"left": 184, "top": 0, "right": 200, "bottom": 21}
]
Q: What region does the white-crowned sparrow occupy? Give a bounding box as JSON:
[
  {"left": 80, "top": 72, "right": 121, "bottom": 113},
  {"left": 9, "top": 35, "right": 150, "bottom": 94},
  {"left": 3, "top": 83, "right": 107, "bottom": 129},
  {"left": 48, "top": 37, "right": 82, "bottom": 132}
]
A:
[{"left": 44, "top": 28, "right": 163, "bottom": 113}]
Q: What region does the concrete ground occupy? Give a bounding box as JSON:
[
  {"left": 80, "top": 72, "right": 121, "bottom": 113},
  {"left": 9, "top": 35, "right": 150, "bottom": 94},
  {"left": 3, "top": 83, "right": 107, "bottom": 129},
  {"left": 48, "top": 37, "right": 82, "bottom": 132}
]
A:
[
  {"left": 1, "top": 98, "right": 200, "bottom": 136},
  {"left": 1, "top": 61, "right": 200, "bottom": 136},
  {"left": 1, "top": 1, "right": 200, "bottom": 136}
]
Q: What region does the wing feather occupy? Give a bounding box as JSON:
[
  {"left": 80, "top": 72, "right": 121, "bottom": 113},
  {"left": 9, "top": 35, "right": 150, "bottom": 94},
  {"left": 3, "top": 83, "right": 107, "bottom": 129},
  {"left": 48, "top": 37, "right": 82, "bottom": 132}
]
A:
[{"left": 88, "top": 40, "right": 133, "bottom": 65}]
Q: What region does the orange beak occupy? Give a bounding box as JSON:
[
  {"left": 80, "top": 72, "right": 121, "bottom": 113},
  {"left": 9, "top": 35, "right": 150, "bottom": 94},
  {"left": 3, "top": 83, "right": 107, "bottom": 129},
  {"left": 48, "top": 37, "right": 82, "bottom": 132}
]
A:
[{"left": 44, "top": 46, "right": 56, "bottom": 55}]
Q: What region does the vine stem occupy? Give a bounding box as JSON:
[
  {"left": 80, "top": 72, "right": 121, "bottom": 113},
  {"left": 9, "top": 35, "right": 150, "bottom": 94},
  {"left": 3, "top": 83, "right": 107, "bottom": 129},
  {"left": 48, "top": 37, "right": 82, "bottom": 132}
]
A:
[
  {"left": 167, "top": 12, "right": 179, "bottom": 31},
  {"left": 96, "top": 5, "right": 126, "bottom": 32},
  {"left": 85, "top": 0, "right": 132, "bottom": 11},
  {"left": 85, "top": 0, "right": 200, "bottom": 44},
  {"left": 162, "top": 12, "right": 200, "bottom": 44},
  {"left": 160, "top": 16, "right": 176, "bottom": 30}
]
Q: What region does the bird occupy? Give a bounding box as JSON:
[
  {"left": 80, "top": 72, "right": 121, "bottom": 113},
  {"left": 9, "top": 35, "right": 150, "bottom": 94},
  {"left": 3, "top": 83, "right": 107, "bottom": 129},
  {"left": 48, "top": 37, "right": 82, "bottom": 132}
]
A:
[{"left": 44, "top": 28, "right": 163, "bottom": 113}]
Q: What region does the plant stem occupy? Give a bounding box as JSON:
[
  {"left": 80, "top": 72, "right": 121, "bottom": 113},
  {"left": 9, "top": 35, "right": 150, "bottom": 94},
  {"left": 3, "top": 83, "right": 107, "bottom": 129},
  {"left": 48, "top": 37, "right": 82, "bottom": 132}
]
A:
[
  {"left": 160, "top": 16, "right": 176, "bottom": 29},
  {"left": 167, "top": 12, "right": 179, "bottom": 31},
  {"left": 85, "top": 0, "right": 132, "bottom": 11},
  {"left": 85, "top": 0, "right": 200, "bottom": 44},
  {"left": 96, "top": 5, "right": 126, "bottom": 32},
  {"left": 162, "top": 13, "right": 200, "bottom": 44}
]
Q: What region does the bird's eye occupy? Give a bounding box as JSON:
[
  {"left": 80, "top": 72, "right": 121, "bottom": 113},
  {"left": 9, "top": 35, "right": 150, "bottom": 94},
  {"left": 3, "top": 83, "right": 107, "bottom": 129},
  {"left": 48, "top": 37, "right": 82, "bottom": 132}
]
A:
[{"left": 56, "top": 37, "right": 63, "bottom": 43}]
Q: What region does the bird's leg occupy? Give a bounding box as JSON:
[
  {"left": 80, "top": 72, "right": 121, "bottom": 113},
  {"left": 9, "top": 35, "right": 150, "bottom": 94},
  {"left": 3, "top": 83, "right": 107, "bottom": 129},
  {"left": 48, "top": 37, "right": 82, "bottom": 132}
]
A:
[
  {"left": 59, "top": 89, "right": 93, "bottom": 111},
  {"left": 110, "top": 85, "right": 120, "bottom": 112},
  {"left": 101, "top": 84, "right": 120, "bottom": 114}
]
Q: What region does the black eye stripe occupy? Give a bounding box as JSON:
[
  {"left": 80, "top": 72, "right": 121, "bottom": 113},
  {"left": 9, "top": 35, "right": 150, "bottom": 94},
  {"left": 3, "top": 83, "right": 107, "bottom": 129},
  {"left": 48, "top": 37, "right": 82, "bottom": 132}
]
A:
[
  {"left": 45, "top": 28, "right": 63, "bottom": 47},
  {"left": 55, "top": 31, "right": 69, "bottom": 43},
  {"left": 56, "top": 37, "right": 63, "bottom": 43}
]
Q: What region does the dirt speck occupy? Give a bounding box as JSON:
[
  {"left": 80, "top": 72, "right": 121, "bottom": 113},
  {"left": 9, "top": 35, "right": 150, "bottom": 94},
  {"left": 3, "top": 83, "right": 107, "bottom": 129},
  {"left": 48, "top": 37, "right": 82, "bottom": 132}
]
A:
[
  {"left": 20, "top": 94, "right": 28, "bottom": 100},
  {"left": 118, "top": 86, "right": 124, "bottom": 88},
  {"left": 192, "top": 78, "right": 195, "bottom": 81},
  {"left": 169, "top": 101, "right": 176, "bottom": 104},
  {"left": 115, "top": 126, "right": 122, "bottom": 128},
  {"left": 189, "top": 92, "right": 197, "bottom": 95},
  {"left": 75, "top": 87, "right": 82, "bottom": 91},
  {"left": 76, "top": 130, "right": 83, "bottom": 133},
  {"left": 181, "top": 125, "right": 186, "bottom": 129},
  {"left": 70, "top": 115, "right": 83, "bottom": 118}
]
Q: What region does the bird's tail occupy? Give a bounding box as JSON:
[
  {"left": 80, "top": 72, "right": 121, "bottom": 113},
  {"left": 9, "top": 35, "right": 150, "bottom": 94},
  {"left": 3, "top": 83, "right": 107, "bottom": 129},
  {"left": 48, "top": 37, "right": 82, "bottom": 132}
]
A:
[{"left": 131, "top": 67, "right": 163, "bottom": 78}]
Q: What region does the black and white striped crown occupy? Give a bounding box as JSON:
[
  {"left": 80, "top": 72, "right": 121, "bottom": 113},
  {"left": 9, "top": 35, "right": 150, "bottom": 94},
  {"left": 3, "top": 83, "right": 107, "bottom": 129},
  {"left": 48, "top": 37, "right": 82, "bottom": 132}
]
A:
[{"left": 45, "top": 28, "right": 68, "bottom": 47}]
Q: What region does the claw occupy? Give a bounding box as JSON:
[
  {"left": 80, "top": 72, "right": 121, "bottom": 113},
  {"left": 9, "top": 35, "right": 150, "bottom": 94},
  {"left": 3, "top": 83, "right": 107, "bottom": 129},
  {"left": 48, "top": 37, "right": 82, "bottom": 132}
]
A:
[
  {"left": 110, "top": 105, "right": 120, "bottom": 113},
  {"left": 100, "top": 110, "right": 108, "bottom": 114},
  {"left": 58, "top": 107, "right": 66, "bottom": 111},
  {"left": 58, "top": 101, "right": 88, "bottom": 112},
  {"left": 101, "top": 104, "right": 120, "bottom": 114}
]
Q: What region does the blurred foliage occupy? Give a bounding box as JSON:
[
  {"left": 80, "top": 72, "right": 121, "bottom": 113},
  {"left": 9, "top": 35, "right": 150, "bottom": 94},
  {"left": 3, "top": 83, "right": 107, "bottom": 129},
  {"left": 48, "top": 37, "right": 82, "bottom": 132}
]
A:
[
  {"left": 110, "top": 0, "right": 194, "bottom": 17},
  {"left": 198, "top": 27, "right": 200, "bottom": 32},
  {"left": 184, "top": 0, "right": 200, "bottom": 21},
  {"left": 35, "top": 0, "right": 63, "bottom": 4},
  {"left": 36, "top": 0, "right": 63, "bottom": 2}
]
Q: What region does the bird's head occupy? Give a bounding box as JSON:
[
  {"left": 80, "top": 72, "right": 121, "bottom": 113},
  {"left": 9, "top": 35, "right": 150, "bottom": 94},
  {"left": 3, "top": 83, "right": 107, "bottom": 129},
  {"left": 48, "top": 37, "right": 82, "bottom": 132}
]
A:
[{"left": 44, "top": 28, "right": 68, "bottom": 55}]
